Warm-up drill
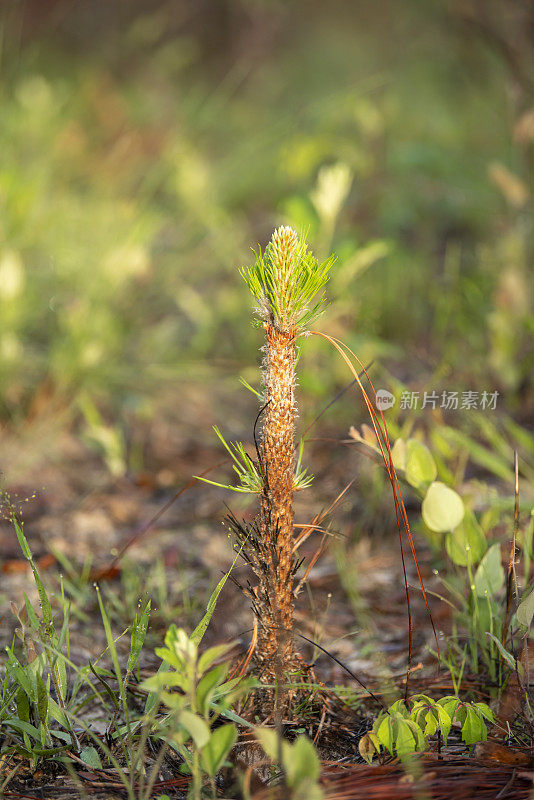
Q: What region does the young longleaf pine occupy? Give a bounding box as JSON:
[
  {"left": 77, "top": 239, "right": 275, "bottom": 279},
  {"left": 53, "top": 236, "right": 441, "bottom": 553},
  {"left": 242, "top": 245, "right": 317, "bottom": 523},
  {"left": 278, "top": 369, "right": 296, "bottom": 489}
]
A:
[{"left": 228, "top": 226, "right": 334, "bottom": 688}]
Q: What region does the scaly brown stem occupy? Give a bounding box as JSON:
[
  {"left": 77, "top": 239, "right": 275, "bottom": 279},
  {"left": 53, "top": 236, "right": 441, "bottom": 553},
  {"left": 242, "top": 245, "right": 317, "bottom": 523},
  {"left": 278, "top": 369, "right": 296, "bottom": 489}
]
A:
[{"left": 256, "top": 322, "right": 298, "bottom": 682}]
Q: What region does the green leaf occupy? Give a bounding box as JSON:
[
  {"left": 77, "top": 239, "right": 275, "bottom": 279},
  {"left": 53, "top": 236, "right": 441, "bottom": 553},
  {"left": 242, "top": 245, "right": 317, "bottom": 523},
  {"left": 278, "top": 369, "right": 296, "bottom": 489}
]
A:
[
  {"left": 158, "top": 625, "right": 196, "bottom": 668},
  {"left": 196, "top": 664, "right": 228, "bottom": 716},
  {"left": 388, "top": 699, "right": 410, "bottom": 718},
  {"left": 405, "top": 439, "right": 437, "bottom": 489},
  {"left": 196, "top": 427, "right": 263, "bottom": 494},
  {"left": 24, "top": 594, "right": 41, "bottom": 633},
  {"left": 391, "top": 438, "right": 406, "bottom": 472},
  {"left": 159, "top": 691, "right": 187, "bottom": 712},
  {"left": 218, "top": 705, "right": 255, "bottom": 729},
  {"left": 198, "top": 642, "right": 235, "bottom": 674},
  {"left": 437, "top": 695, "right": 460, "bottom": 722},
  {"left": 409, "top": 719, "right": 427, "bottom": 751},
  {"left": 31, "top": 744, "right": 70, "bottom": 757},
  {"left": 36, "top": 673, "right": 49, "bottom": 724},
  {"left": 127, "top": 600, "right": 150, "bottom": 674},
  {"left": 475, "top": 702, "right": 495, "bottom": 723},
  {"left": 410, "top": 703, "right": 427, "bottom": 730},
  {"left": 212, "top": 675, "right": 254, "bottom": 708},
  {"left": 376, "top": 714, "right": 395, "bottom": 755},
  {"left": 445, "top": 512, "right": 486, "bottom": 566},
  {"left": 255, "top": 727, "right": 278, "bottom": 760},
  {"left": 434, "top": 696, "right": 458, "bottom": 744},
  {"left": 96, "top": 587, "right": 127, "bottom": 704},
  {"left": 285, "top": 736, "right": 320, "bottom": 787},
  {"left": 256, "top": 727, "right": 291, "bottom": 764},
  {"left": 179, "top": 710, "right": 210, "bottom": 749},
  {"left": 239, "top": 377, "right": 263, "bottom": 400},
  {"left": 422, "top": 482, "right": 464, "bottom": 533},
  {"left": 16, "top": 688, "right": 30, "bottom": 723},
  {"left": 144, "top": 661, "right": 170, "bottom": 714},
  {"left": 394, "top": 718, "right": 421, "bottom": 759},
  {"left": 422, "top": 709, "right": 439, "bottom": 736},
  {"left": 89, "top": 661, "right": 120, "bottom": 709},
  {"left": 517, "top": 588, "right": 534, "bottom": 628},
  {"left": 191, "top": 574, "right": 230, "bottom": 647},
  {"left": 3, "top": 717, "right": 41, "bottom": 741},
  {"left": 47, "top": 698, "right": 69, "bottom": 729},
  {"left": 14, "top": 519, "right": 32, "bottom": 561},
  {"left": 49, "top": 730, "right": 71, "bottom": 744},
  {"left": 200, "top": 723, "right": 237, "bottom": 777},
  {"left": 434, "top": 704, "right": 453, "bottom": 745},
  {"left": 6, "top": 651, "right": 33, "bottom": 699},
  {"left": 486, "top": 633, "right": 518, "bottom": 672},
  {"left": 141, "top": 670, "right": 188, "bottom": 694},
  {"left": 13, "top": 521, "right": 55, "bottom": 639},
  {"left": 293, "top": 780, "right": 324, "bottom": 800},
  {"left": 460, "top": 705, "right": 487, "bottom": 746},
  {"left": 474, "top": 543, "right": 505, "bottom": 597},
  {"left": 154, "top": 647, "right": 184, "bottom": 674},
  {"left": 80, "top": 746, "right": 103, "bottom": 769}
]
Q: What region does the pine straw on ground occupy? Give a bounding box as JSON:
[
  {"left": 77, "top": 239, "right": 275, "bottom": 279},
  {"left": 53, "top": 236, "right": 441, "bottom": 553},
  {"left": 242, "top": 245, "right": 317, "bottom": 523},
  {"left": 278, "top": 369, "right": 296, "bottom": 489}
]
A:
[
  {"left": 5, "top": 749, "right": 534, "bottom": 800},
  {"left": 248, "top": 757, "right": 534, "bottom": 800},
  {"left": 319, "top": 757, "right": 534, "bottom": 800}
]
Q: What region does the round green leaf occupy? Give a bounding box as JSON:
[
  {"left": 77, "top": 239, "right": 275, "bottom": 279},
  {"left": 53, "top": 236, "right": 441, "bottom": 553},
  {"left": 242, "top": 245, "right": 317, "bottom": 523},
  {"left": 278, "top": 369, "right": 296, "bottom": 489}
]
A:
[
  {"left": 445, "top": 512, "right": 486, "bottom": 566},
  {"left": 391, "top": 438, "right": 406, "bottom": 472},
  {"left": 422, "top": 482, "right": 464, "bottom": 533},
  {"left": 474, "top": 543, "right": 505, "bottom": 597},
  {"left": 405, "top": 439, "right": 437, "bottom": 489}
]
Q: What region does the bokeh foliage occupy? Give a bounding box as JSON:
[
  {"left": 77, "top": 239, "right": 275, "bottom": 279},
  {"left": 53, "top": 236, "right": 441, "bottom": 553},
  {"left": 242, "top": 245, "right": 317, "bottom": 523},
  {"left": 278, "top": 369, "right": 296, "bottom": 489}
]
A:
[{"left": 0, "top": 0, "right": 532, "bottom": 424}]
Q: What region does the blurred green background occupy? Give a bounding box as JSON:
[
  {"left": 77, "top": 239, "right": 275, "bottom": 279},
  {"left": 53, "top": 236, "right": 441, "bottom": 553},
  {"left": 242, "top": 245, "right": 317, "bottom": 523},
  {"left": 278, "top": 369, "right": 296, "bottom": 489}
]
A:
[{"left": 1, "top": 0, "right": 532, "bottom": 469}]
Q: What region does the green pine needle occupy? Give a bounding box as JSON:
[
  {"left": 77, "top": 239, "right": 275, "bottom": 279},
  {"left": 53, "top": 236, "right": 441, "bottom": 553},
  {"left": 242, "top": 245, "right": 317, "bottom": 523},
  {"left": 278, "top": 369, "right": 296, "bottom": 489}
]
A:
[
  {"left": 196, "top": 427, "right": 314, "bottom": 494},
  {"left": 294, "top": 439, "right": 314, "bottom": 490},
  {"left": 195, "top": 427, "right": 263, "bottom": 494},
  {"left": 240, "top": 226, "right": 334, "bottom": 330}
]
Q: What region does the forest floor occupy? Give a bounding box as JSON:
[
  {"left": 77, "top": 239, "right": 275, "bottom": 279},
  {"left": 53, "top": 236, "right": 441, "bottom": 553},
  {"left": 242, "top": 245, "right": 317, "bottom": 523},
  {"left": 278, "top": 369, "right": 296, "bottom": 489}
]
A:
[{"left": 1, "top": 392, "right": 533, "bottom": 799}]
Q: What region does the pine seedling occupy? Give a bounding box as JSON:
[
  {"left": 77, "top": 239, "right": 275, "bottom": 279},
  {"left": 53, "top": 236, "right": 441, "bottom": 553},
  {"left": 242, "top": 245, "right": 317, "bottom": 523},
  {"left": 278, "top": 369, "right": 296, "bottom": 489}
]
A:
[
  {"left": 235, "top": 226, "right": 334, "bottom": 684},
  {"left": 207, "top": 228, "right": 438, "bottom": 710}
]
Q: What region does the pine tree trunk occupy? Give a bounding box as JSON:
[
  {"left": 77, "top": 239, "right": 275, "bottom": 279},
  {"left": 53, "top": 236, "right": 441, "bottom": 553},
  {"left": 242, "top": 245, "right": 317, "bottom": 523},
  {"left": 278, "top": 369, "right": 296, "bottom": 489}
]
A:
[{"left": 256, "top": 322, "right": 298, "bottom": 681}]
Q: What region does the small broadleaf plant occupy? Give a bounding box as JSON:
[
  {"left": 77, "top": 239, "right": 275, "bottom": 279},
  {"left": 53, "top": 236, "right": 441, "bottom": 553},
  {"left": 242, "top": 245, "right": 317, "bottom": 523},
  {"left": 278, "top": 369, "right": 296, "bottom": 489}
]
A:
[
  {"left": 256, "top": 727, "right": 324, "bottom": 800},
  {"left": 359, "top": 694, "right": 495, "bottom": 764},
  {"left": 142, "top": 625, "right": 254, "bottom": 799}
]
